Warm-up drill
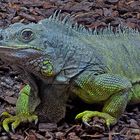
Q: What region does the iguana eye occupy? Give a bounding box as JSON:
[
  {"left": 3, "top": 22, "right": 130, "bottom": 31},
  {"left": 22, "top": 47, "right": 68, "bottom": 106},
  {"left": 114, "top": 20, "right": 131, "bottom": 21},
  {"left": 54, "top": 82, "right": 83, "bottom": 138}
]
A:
[{"left": 20, "top": 29, "right": 34, "bottom": 42}]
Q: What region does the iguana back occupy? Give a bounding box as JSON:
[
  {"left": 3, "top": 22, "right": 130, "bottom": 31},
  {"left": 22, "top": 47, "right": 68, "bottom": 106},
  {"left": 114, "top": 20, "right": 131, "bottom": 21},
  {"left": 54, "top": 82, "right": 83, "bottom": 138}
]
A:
[{"left": 84, "top": 32, "right": 140, "bottom": 82}]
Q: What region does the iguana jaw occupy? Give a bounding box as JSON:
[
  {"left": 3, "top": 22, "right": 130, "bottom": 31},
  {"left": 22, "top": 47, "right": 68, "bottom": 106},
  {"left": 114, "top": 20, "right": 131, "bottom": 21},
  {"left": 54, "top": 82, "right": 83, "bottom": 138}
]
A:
[
  {"left": 0, "top": 45, "right": 55, "bottom": 79},
  {"left": 0, "top": 45, "right": 44, "bottom": 63}
]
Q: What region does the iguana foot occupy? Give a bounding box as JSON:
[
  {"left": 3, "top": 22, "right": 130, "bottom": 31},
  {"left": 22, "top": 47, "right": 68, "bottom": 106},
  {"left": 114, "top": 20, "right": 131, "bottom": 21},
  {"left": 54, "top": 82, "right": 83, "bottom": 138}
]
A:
[
  {"left": 75, "top": 111, "right": 117, "bottom": 127},
  {"left": 1, "top": 111, "right": 38, "bottom": 132}
]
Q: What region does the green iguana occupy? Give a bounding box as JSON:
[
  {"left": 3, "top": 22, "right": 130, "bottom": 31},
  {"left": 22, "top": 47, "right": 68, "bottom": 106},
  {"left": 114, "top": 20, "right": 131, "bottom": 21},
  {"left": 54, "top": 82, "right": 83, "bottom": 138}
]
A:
[{"left": 0, "top": 12, "right": 140, "bottom": 132}]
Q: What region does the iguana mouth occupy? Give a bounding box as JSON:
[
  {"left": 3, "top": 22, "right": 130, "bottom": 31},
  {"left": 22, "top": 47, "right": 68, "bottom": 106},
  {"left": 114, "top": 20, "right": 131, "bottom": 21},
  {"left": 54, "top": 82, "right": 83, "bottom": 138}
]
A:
[
  {"left": 0, "top": 45, "right": 41, "bottom": 51},
  {"left": 0, "top": 45, "right": 45, "bottom": 63},
  {"left": 0, "top": 45, "right": 28, "bottom": 50}
]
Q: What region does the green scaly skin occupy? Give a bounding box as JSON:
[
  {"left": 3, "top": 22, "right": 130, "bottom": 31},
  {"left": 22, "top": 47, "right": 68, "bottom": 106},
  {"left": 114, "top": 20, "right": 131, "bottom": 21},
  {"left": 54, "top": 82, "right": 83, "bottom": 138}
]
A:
[{"left": 0, "top": 12, "right": 140, "bottom": 132}]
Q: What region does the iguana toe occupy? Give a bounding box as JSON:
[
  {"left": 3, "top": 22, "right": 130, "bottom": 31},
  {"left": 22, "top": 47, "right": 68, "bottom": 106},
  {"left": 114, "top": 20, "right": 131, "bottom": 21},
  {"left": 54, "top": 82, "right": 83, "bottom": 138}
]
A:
[
  {"left": 27, "top": 114, "right": 38, "bottom": 124},
  {"left": 11, "top": 119, "right": 21, "bottom": 132},
  {"left": 1, "top": 112, "right": 13, "bottom": 118},
  {"left": 1, "top": 112, "right": 38, "bottom": 132},
  {"left": 75, "top": 111, "right": 117, "bottom": 127}
]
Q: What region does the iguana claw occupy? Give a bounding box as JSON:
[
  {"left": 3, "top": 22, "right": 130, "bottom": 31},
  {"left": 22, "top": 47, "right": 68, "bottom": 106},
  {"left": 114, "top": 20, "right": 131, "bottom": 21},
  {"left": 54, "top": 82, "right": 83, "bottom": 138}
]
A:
[
  {"left": 75, "top": 111, "right": 117, "bottom": 127},
  {"left": 1, "top": 111, "right": 38, "bottom": 132},
  {"left": 83, "top": 121, "right": 91, "bottom": 127}
]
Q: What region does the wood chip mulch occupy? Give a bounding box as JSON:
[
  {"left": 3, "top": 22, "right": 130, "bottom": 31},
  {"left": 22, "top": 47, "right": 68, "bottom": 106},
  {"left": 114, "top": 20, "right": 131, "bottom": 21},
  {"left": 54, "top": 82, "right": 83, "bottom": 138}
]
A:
[{"left": 0, "top": 0, "right": 140, "bottom": 139}]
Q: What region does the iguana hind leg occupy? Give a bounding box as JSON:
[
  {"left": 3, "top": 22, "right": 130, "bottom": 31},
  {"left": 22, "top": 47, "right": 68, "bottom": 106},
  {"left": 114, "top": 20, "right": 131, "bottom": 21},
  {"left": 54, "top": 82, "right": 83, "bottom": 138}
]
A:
[{"left": 75, "top": 73, "right": 133, "bottom": 127}]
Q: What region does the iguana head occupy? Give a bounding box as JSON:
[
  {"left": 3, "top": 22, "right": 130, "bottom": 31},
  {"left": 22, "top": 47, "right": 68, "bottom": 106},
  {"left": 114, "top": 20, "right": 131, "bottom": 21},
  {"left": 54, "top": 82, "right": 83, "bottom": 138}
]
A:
[
  {"left": 0, "top": 22, "right": 47, "bottom": 51},
  {"left": 0, "top": 12, "right": 76, "bottom": 55},
  {"left": 0, "top": 21, "right": 55, "bottom": 79}
]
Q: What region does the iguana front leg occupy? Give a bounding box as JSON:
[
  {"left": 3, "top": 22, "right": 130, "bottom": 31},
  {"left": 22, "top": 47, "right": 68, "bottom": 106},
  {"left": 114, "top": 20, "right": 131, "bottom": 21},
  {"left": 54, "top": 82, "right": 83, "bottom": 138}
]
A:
[
  {"left": 1, "top": 85, "right": 38, "bottom": 132},
  {"left": 1, "top": 56, "right": 54, "bottom": 132},
  {"left": 74, "top": 73, "right": 133, "bottom": 127}
]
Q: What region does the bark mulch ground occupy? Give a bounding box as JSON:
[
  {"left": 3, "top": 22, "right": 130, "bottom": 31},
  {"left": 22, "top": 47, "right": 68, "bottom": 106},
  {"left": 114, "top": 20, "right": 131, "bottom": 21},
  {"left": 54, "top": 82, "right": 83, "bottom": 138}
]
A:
[{"left": 0, "top": 0, "right": 140, "bottom": 139}]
